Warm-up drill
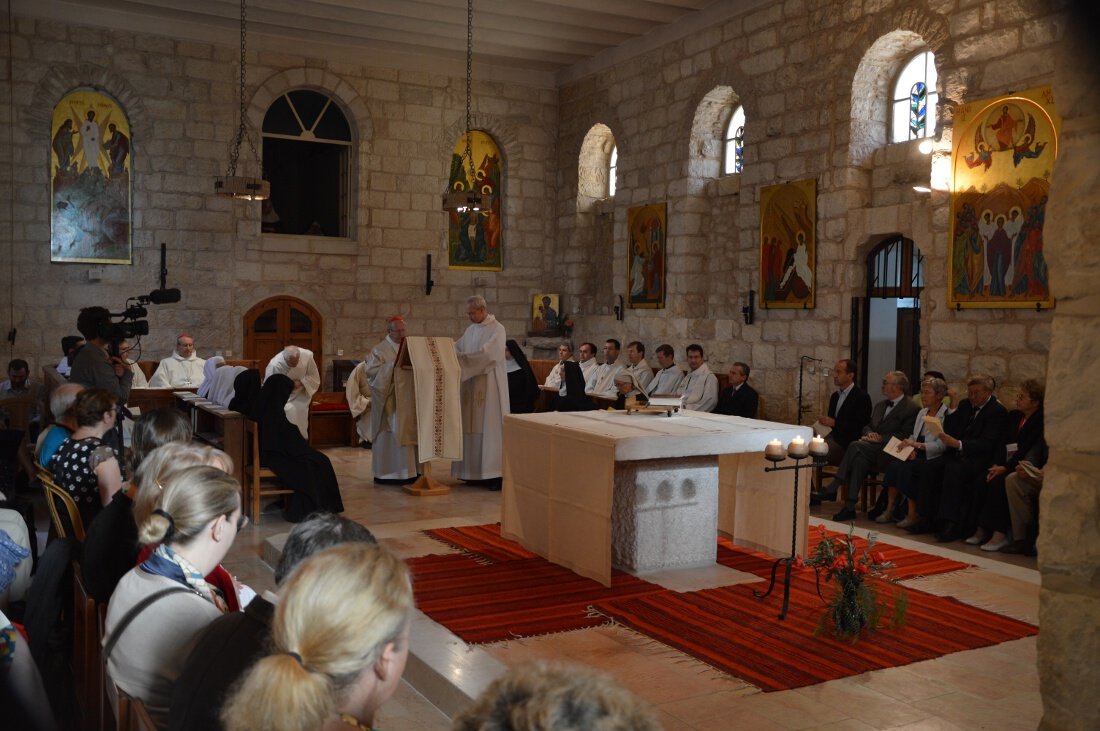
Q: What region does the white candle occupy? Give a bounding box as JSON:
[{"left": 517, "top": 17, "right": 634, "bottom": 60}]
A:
[
  {"left": 788, "top": 436, "right": 809, "bottom": 458},
  {"left": 810, "top": 435, "right": 828, "bottom": 457},
  {"left": 764, "top": 438, "right": 785, "bottom": 460}
]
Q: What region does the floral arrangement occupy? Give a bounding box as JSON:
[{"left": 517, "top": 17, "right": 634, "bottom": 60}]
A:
[
  {"left": 801, "top": 524, "right": 908, "bottom": 641},
  {"left": 560, "top": 314, "right": 574, "bottom": 336}
]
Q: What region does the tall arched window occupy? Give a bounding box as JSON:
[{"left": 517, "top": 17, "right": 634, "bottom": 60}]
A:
[
  {"left": 723, "top": 105, "right": 745, "bottom": 175},
  {"left": 608, "top": 145, "right": 618, "bottom": 197},
  {"left": 891, "top": 51, "right": 938, "bottom": 143},
  {"left": 262, "top": 89, "right": 353, "bottom": 237}
]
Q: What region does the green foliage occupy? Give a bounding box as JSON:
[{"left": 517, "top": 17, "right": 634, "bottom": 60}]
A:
[{"left": 803, "top": 524, "right": 909, "bottom": 641}]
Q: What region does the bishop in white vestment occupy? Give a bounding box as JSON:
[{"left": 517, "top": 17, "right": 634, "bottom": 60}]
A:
[
  {"left": 264, "top": 345, "right": 320, "bottom": 439},
  {"left": 148, "top": 333, "right": 206, "bottom": 388},
  {"left": 452, "top": 296, "right": 509, "bottom": 484},
  {"left": 363, "top": 317, "right": 418, "bottom": 481}
]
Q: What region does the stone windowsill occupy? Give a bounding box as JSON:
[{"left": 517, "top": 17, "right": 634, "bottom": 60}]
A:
[
  {"left": 715, "top": 175, "right": 741, "bottom": 196},
  {"left": 250, "top": 234, "right": 359, "bottom": 256}
]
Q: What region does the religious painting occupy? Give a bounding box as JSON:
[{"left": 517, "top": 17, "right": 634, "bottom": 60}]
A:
[
  {"left": 949, "top": 86, "right": 1059, "bottom": 309},
  {"left": 759, "top": 178, "right": 816, "bottom": 309},
  {"left": 447, "top": 130, "right": 503, "bottom": 271},
  {"left": 626, "top": 203, "right": 666, "bottom": 309},
  {"left": 529, "top": 293, "right": 561, "bottom": 335},
  {"left": 50, "top": 89, "right": 132, "bottom": 264}
]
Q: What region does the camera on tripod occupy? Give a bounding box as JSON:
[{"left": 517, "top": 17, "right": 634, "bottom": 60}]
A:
[{"left": 100, "top": 288, "right": 182, "bottom": 353}]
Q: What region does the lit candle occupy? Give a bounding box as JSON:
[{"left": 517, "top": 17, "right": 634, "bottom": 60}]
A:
[
  {"left": 788, "top": 435, "right": 809, "bottom": 458},
  {"left": 764, "top": 438, "right": 785, "bottom": 461},
  {"left": 810, "top": 435, "right": 828, "bottom": 458}
]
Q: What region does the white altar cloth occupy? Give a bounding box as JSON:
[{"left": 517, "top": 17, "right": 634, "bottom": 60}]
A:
[{"left": 501, "top": 409, "right": 812, "bottom": 586}]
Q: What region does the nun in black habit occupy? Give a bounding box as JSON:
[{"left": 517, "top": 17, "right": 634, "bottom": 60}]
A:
[
  {"left": 227, "top": 368, "right": 262, "bottom": 416},
  {"left": 253, "top": 373, "right": 344, "bottom": 522},
  {"left": 505, "top": 340, "right": 540, "bottom": 414}
]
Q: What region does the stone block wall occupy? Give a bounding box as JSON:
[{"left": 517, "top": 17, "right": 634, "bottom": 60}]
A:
[
  {"left": 0, "top": 17, "right": 557, "bottom": 382},
  {"left": 555, "top": 0, "right": 1065, "bottom": 420}
]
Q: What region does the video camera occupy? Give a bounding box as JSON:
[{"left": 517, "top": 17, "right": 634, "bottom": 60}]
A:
[{"left": 99, "top": 288, "right": 182, "bottom": 354}]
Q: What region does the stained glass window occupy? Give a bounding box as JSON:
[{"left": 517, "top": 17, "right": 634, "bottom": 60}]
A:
[
  {"left": 891, "top": 52, "right": 938, "bottom": 143},
  {"left": 723, "top": 105, "right": 745, "bottom": 175}
]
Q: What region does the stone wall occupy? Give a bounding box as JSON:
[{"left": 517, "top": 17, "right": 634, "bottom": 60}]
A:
[
  {"left": 555, "top": 0, "right": 1065, "bottom": 420},
  {"left": 0, "top": 17, "right": 558, "bottom": 381},
  {"left": 1039, "top": 3, "right": 1100, "bottom": 728}
]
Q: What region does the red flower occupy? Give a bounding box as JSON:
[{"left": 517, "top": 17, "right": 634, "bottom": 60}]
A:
[
  {"left": 817, "top": 525, "right": 828, "bottom": 538},
  {"left": 832, "top": 557, "right": 847, "bottom": 570},
  {"left": 871, "top": 551, "right": 886, "bottom": 564},
  {"left": 856, "top": 562, "right": 869, "bottom": 575},
  {"left": 793, "top": 554, "right": 805, "bottom": 569}
]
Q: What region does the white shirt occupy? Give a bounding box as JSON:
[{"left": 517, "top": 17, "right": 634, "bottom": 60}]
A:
[
  {"left": 649, "top": 365, "right": 685, "bottom": 395},
  {"left": 265, "top": 347, "right": 321, "bottom": 439},
  {"left": 586, "top": 361, "right": 624, "bottom": 398},
  {"left": 681, "top": 363, "right": 719, "bottom": 412},
  {"left": 623, "top": 361, "right": 655, "bottom": 393}
]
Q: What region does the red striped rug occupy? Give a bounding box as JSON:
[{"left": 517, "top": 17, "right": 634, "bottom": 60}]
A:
[
  {"left": 595, "top": 579, "right": 1037, "bottom": 692},
  {"left": 408, "top": 553, "right": 664, "bottom": 644},
  {"left": 413, "top": 524, "right": 1035, "bottom": 691}
]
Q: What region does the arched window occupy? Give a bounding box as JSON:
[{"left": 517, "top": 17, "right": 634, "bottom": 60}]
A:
[
  {"left": 262, "top": 89, "right": 353, "bottom": 237},
  {"left": 891, "top": 51, "right": 938, "bottom": 143},
  {"left": 723, "top": 105, "right": 745, "bottom": 175},
  {"left": 608, "top": 145, "right": 618, "bottom": 197}
]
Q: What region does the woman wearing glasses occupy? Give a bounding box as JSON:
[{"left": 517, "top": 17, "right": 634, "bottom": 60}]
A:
[{"left": 103, "top": 464, "right": 245, "bottom": 729}]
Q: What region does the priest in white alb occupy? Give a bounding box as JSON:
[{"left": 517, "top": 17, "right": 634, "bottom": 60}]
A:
[
  {"left": 680, "top": 343, "right": 719, "bottom": 412},
  {"left": 264, "top": 345, "right": 320, "bottom": 439},
  {"left": 452, "top": 295, "right": 509, "bottom": 489},
  {"left": 148, "top": 332, "right": 205, "bottom": 388},
  {"left": 363, "top": 316, "right": 418, "bottom": 483}
]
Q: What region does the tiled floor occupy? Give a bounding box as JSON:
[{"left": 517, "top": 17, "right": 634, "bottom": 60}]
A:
[{"left": 223, "top": 446, "right": 1042, "bottom": 731}]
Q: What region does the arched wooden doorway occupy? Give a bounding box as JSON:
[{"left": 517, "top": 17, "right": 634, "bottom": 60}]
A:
[
  {"left": 243, "top": 296, "right": 324, "bottom": 373},
  {"left": 851, "top": 235, "right": 924, "bottom": 389}
]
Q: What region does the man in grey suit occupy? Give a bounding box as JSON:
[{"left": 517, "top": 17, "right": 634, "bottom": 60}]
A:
[{"left": 827, "top": 370, "right": 920, "bottom": 522}]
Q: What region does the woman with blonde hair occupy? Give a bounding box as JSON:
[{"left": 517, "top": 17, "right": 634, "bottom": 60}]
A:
[
  {"left": 221, "top": 542, "right": 413, "bottom": 731},
  {"left": 104, "top": 465, "right": 244, "bottom": 730}
]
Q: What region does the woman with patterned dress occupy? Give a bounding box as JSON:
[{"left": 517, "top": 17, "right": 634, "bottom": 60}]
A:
[{"left": 48, "top": 388, "right": 124, "bottom": 532}]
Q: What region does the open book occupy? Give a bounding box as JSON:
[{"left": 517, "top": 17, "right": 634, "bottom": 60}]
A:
[
  {"left": 811, "top": 420, "right": 832, "bottom": 438},
  {"left": 883, "top": 436, "right": 914, "bottom": 461}
]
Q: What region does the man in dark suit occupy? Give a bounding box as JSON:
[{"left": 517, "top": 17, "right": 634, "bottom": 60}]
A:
[
  {"left": 819, "top": 359, "right": 872, "bottom": 463},
  {"left": 714, "top": 362, "right": 759, "bottom": 418},
  {"left": 169, "top": 514, "right": 377, "bottom": 731},
  {"left": 915, "top": 374, "right": 1009, "bottom": 542},
  {"left": 827, "top": 370, "right": 920, "bottom": 521}
]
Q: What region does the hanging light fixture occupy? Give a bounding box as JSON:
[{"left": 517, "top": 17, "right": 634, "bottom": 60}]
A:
[
  {"left": 214, "top": 0, "right": 270, "bottom": 201},
  {"left": 442, "top": 0, "right": 493, "bottom": 214}
]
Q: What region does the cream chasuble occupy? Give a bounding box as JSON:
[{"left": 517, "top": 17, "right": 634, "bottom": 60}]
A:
[{"left": 452, "top": 315, "right": 509, "bottom": 480}]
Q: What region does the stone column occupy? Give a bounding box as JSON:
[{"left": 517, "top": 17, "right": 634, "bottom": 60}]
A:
[{"left": 1039, "top": 6, "right": 1100, "bottom": 730}]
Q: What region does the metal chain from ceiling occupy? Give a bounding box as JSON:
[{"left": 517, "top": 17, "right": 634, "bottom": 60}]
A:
[
  {"left": 226, "top": 0, "right": 260, "bottom": 178},
  {"left": 461, "top": 0, "right": 476, "bottom": 188}
]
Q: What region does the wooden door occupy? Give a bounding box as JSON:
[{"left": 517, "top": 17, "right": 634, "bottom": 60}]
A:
[{"left": 243, "top": 296, "right": 323, "bottom": 374}]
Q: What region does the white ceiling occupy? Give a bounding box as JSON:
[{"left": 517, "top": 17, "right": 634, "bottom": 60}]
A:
[{"left": 19, "top": 0, "right": 768, "bottom": 87}]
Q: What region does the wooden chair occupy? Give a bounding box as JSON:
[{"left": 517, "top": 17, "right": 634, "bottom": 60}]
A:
[
  {"left": 128, "top": 694, "right": 158, "bottom": 731},
  {"left": 99, "top": 604, "right": 119, "bottom": 731},
  {"left": 243, "top": 419, "right": 292, "bottom": 524},
  {"left": 40, "top": 471, "right": 85, "bottom": 541},
  {"left": 72, "top": 563, "right": 102, "bottom": 731}
]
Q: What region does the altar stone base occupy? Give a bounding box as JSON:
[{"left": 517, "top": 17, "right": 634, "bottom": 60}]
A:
[{"left": 612, "top": 456, "right": 719, "bottom": 573}]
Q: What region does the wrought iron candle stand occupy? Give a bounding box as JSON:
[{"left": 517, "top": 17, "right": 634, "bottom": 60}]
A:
[{"left": 753, "top": 442, "right": 827, "bottom": 620}]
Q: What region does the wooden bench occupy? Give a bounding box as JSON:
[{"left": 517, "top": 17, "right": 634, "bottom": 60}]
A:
[
  {"left": 173, "top": 392, "right": 246, "bottom": 488},
  {"left": 309, "top": 392, "right": 357, "bottom": 448}
]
